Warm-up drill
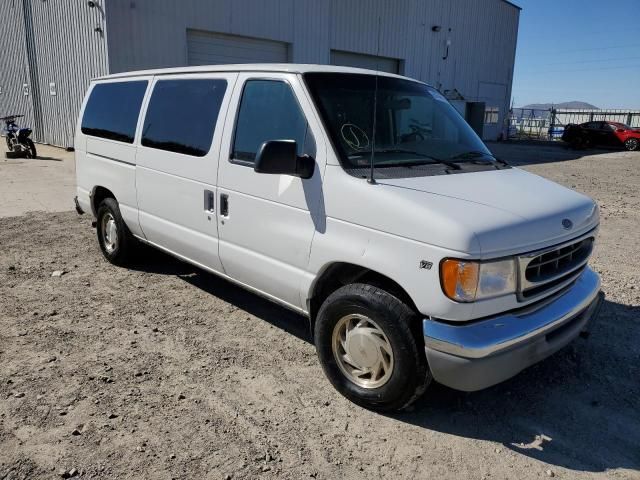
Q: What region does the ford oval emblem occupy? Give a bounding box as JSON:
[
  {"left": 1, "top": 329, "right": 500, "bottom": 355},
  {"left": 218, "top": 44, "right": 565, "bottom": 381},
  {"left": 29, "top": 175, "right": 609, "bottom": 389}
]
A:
[{"left": 562, "top": 218, "right": 573, "bottom": 230}]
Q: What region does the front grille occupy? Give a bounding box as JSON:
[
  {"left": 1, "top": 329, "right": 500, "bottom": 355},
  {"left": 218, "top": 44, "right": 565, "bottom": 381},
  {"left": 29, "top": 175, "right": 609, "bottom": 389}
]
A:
[
  {"left": 521, "top": 265, "right": 586, "bottom": 299},
  {"left": 525, "top": 238, "right": 593, "bottom": 283},
  {"left": 518, "top": 235, "right": 594, "bottom": 300}
]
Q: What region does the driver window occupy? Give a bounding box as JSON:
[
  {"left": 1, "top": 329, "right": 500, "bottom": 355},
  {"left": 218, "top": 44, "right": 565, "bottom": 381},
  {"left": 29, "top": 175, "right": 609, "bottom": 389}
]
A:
[{"left": 232, "top": 80, "right": 312, "bottom": 164}]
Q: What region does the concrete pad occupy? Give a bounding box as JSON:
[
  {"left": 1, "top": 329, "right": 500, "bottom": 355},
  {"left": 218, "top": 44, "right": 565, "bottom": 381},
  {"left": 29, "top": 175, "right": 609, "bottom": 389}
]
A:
[{"left": 0, "top": 143, "right": 75, "bottom": 218}]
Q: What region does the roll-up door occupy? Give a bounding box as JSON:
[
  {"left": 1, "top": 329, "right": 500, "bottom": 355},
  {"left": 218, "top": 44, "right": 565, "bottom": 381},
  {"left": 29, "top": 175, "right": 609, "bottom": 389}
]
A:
[
  {"left": 330, "top": 50, "right": 400, "bottom": 74},
  {"left": 187, "top": 30, "right": 289, "bottom": 66}
]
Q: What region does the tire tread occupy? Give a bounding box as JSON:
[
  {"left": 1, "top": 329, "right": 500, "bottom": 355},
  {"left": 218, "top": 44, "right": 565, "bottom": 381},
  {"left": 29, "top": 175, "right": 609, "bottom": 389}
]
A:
[{"left": 315, "top": 283, "right": 431, "bottom": 411}]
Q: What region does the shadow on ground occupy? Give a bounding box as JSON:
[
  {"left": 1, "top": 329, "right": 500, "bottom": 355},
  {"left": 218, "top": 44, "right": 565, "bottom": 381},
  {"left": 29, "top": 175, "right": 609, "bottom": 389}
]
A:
[
  {"left": 129, "top": 245, "right": 639, "bottom": 475},
  {"left": 391, "top": 297, "right": 640, "bottom": 474},
  {"left": 129, "top": 246, "right": 312, "bottom": 344},
  {"left": 3, "top": 152, "right": 63, "bottom": 162}
]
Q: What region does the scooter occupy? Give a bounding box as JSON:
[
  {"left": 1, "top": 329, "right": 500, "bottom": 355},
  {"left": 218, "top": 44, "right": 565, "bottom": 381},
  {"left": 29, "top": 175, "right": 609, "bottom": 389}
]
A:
[{"left": 2, "top": 115, "right": 37, "bottom": 158}]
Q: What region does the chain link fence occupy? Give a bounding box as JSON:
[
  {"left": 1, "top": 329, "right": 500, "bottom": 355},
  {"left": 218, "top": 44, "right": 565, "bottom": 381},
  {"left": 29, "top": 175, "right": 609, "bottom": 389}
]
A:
[{"left": 508, "top": 108, "right": 640, "bottom": 141}]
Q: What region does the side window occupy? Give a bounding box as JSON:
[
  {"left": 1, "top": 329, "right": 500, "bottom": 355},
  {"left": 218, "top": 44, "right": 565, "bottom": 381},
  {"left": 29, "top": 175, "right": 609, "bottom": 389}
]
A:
[
  {"left": 81, "top": 81, "right": 147, "bottom": 143},
  {"left": 484, "top": 106, "right": 499, "bottom": 125},
  {"left": 232, "top": 80, "right": 310, "bottom": 163},
  {"left": 141, "top": 79, "right": 227, "bottom": 157}
]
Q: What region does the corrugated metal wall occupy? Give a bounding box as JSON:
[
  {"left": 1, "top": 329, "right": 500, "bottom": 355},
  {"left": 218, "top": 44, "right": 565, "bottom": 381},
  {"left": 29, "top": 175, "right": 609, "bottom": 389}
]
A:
[
  {"left": 0, "top": 1, "right": 35, "bottom": 142},
  {"left": 1, "top": 0, "right": 519, "bottom": 146},
  {"left": 105, "top": 0, "right": 519, "bottom": 139},
  {"left": 0, "top": 0, "right": 108, "bottom": 147}
]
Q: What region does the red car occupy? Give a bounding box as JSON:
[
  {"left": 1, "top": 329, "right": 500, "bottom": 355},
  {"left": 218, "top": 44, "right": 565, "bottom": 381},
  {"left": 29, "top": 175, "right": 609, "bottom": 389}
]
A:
[{"left": 562, "top": 121, "right": 640, "bottom": 151}]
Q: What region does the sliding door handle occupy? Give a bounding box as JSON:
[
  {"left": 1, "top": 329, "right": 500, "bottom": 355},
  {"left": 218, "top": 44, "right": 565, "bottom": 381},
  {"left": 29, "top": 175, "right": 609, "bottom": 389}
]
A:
[
  {"left": 220, "top": 193, "right": 229, "bottom": 217},
  {"left": 204, "top": 189, "right": 215, "bottom": 213}
]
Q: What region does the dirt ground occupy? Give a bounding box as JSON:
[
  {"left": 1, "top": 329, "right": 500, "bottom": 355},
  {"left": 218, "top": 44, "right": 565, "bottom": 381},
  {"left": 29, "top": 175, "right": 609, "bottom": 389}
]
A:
[
  {"left": 1, "top": 143, "right": 639, "bottom": 479},
  {"left": 0, "top": 144, "right": 75, "bottom": 217}
]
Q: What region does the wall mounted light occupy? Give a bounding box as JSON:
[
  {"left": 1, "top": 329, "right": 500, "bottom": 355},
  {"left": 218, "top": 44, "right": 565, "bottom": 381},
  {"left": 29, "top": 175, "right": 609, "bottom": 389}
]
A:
[{"left": 431, "top": 25, "right": 441, "bottom": 32}]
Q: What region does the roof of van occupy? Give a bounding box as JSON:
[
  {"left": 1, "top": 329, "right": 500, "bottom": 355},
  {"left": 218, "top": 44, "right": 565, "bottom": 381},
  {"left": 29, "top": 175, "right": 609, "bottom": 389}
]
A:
[{"left": 94, "top": 63, "right": 425, "bottom": 83}]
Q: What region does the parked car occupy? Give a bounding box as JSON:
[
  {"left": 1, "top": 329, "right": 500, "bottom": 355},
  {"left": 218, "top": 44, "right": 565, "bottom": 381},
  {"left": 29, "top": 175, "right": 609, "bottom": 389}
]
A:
[
  {"left": 74, "top": 64, "right": 603, "bottom": 411},
  {"left": 562, "top": 120, "right": 640, "bottom": 151}
]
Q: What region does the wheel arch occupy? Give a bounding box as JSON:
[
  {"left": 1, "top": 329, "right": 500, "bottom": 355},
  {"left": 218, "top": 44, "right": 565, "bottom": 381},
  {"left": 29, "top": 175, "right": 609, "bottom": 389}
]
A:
[
  {"left": 307, "top": 262, "right": 419, "bottom": 337},
  {"left": 91, "top": 186, "right": 117, "bottom": 217}
]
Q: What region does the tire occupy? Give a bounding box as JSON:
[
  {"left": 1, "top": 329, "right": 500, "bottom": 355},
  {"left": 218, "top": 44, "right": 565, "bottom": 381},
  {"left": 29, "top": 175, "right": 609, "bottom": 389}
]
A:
[
  {"left": 314, "top": 283, "right": 431, "bottom": 411},
  {"left": 624, "top": 138, "right": 639, "bottom": 151},
  {"left": 24, "top": 139, "right": 37, "bottom": 158},
  {"left": 569, "top": 137, "right": 582, "bottom": 150},
  {"left": 96, "top": 197, "right": 136, "bottom": 266}
]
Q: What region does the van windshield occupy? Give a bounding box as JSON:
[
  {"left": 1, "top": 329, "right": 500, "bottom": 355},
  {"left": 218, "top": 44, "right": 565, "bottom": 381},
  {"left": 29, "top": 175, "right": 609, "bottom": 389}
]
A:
[{"left": 304, "top": 73, "right": 497, "bottom": 176}]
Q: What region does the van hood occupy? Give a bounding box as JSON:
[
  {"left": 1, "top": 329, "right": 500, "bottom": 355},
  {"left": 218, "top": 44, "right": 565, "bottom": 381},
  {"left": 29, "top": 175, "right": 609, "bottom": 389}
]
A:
[{"left": 371, "top": 167, "right": 599, "bottom": 256}]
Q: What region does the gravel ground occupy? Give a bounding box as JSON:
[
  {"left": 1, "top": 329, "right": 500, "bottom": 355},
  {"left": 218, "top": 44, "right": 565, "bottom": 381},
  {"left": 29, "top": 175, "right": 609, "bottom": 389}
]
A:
[{"left": 1, "top": 143, "right": 639, "bottom": 479}]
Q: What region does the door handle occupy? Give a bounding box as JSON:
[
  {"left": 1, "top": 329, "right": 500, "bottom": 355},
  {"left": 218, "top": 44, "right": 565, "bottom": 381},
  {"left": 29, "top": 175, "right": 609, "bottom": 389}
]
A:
[
  {"left": 220, "top": 193, "right": 229, "bottom": 217},
  {"left": 204, "top": 189, "right": 214, "bottom": 213}
]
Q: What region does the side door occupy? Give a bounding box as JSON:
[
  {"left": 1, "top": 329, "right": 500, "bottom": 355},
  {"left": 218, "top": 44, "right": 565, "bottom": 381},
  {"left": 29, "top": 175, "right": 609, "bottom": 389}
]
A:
[
  {"left": 585, "top": 121, "right": 606, "bottom": 146},
  {"left": 599, "top": 122, "right": 618, "bottom": 147},
  {"left": 593, "top": 122, "right": 610, "bottom": 146},
  {"left": 217, "top": 73, "right": 326, "bottom": 310},
  {"left": 135, "top": 73, "right": 237, "bottom": 273}
]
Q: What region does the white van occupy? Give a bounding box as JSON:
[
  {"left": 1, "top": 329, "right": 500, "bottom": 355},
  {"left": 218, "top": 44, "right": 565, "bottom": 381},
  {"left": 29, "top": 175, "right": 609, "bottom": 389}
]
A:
[{"left": 74, "top": 64, "right": 603, "bottom": 411}]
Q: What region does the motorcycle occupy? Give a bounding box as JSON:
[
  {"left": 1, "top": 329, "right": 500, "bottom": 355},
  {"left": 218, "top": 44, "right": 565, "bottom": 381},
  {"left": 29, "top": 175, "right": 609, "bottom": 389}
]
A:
[{"left": 2, "top": 114, "right": 37, "bottom": 158}]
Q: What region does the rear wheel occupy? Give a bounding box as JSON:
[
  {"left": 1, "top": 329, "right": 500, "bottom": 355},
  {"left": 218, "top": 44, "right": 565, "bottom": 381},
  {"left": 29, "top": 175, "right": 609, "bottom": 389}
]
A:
[
  {"left": 314, "top": 283, "right": 431, "bottom": 411},
  {"left": 624, "top": 138, "right": 639, "bottom": 151},
  {"left": 24, "top": 139, "right": 37, "bottom": 158},
  {"left": 571, "top": 135, "right": 590, "bottom": 150},
  {"left": 96, "top": 197, "right": 136, "bottom": 266}
]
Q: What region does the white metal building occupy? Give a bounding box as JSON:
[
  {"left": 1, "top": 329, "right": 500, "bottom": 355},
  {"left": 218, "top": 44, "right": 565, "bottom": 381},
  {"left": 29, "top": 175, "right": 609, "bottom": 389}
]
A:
[{"left": 0, "top": 0, "right": 520, "bottom": 148}]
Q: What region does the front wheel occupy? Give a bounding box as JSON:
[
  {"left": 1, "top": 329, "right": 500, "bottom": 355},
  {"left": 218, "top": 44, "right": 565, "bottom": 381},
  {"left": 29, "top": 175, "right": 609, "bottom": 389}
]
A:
[
  {"left": 24, "top": 139, "right": 37, "bottom": 158},
  {"left": 624, "top": 138, "right": 639, "bottom": 151},
  {"left": 314, "top": 283, "right": 431, "bottom": 411}
]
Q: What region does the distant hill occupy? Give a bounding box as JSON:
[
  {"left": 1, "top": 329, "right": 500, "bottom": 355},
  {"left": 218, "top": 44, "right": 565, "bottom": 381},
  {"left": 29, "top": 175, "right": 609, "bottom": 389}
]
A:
[{"left": 521, "top": 101, "right": 600, "bottom": 110}]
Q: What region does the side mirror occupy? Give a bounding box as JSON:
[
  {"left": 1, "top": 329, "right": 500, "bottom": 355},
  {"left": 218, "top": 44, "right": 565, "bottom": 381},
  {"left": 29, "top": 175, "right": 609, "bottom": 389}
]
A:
[
  {"left": 616, "top": 128, "right": 625, "bottom": 133},
  {"left": 254, "top": 140, "right": 315, "bottom": 179}
]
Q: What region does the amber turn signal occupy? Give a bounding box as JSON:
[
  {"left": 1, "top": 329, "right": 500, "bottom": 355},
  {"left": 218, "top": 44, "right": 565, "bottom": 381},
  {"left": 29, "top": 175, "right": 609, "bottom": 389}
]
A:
[{"left": 441, "top": 259, "right": 480, "bottom": 302}]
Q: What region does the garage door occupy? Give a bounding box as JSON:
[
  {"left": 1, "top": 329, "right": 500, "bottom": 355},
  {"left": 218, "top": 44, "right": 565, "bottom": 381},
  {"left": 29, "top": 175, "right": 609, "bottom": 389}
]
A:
[
  {"left": 187, "top": 30, "right": 289, "bottom": 66},
  {"left": 330, "top": 50, "right": 400, "bottom": 74}
]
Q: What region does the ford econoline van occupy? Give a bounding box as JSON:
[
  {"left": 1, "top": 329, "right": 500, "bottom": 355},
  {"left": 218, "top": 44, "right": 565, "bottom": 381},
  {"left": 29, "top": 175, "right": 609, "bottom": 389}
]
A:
[{"left": 74, "top": 64, "right": 603, "bottom": 411}]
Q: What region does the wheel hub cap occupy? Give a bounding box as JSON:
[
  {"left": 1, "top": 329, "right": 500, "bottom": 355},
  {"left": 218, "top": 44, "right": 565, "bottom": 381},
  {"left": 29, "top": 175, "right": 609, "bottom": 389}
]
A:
[
  {"left": 102, "top": 213, "right": 118, "bottom": 253},
  {"left": 332, "top": 313, "right": 394, "bottom": 389},
  {"left": 346, "top": 332, "right": 379, "bottom": 368}
]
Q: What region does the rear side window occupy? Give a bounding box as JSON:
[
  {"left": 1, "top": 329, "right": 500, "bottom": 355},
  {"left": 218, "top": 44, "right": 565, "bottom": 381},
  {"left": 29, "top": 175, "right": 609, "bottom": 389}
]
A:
[
  {"left": 81, "top": 81, "right": 147, "bottom": 143},
  {"left": 232, "top": 80, "right": 308, "bottom": 163},
  {"left": 141, "top": 79, "right": 227, "bottom": 157}
]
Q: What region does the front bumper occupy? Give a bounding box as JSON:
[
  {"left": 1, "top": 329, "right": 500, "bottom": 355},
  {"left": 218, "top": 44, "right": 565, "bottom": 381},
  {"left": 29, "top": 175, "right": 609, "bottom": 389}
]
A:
[{"left": 423, "top": 267, "right": 603, "bottom": 391}]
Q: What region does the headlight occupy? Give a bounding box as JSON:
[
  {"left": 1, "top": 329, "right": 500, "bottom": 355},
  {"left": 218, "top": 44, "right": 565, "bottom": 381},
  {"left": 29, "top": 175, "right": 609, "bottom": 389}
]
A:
[{"left": 440, "top": 258, "right": 517, "bottom": 302}]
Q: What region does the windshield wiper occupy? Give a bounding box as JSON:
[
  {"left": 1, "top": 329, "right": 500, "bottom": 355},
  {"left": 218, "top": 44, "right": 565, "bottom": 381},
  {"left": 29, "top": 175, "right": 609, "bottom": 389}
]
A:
[
  {"left": 449, "top": 151, "right": 510, "bottom": 168},
  {"left": 372, "top": 149, "right": 461, "bottom": 170}
]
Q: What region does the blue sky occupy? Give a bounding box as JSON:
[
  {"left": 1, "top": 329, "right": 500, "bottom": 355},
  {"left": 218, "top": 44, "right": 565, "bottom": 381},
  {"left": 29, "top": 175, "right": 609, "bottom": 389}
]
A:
[{"left": 512, "top": 0, "right": 640, "bottom": 109}]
